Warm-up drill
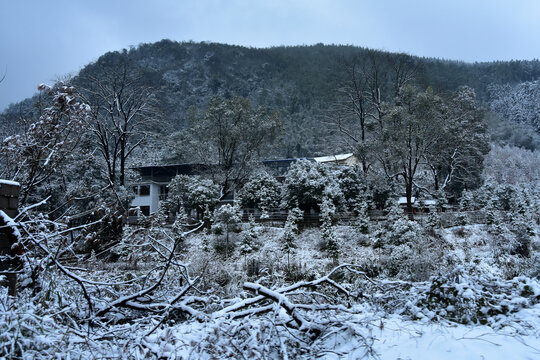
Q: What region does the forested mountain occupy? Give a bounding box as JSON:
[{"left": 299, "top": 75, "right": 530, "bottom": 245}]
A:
[{"left": 2, "top": 40, "right": 540, "bottom": 157}]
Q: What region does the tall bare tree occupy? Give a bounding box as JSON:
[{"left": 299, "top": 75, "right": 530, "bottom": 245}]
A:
[
  {"left": 80, "top": 59, "right": 157, "bottom": 187},
  {"left": 331, "top": 52, "right": 417, "bottom": 173}
]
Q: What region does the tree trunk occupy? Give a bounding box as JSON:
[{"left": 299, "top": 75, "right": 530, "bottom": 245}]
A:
[{"left": 405, "top": 180, "right": 414, "bottom": 220}]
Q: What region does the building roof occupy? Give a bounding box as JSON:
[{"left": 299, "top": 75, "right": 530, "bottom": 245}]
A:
[
  {"left": 398, "top": 197, "right": 437, "bottom": 206},
  {"left": 313, "top": 153, "right": 355, "bottom": 164}
]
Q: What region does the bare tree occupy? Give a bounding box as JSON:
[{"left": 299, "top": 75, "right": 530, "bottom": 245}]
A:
[
  {"left": 80, "top": 60, "right": 158, "bottom": 187},
  {"left": 388, "top": 53, "right": 419, "bottom": 97},
  {"left": 331, "top": 52, "right": 417, "bottom": 174}
]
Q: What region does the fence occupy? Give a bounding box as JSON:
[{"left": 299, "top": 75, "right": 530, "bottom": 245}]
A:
[{"left": 241, "top": 208, "right": 496, "bottom": 228}]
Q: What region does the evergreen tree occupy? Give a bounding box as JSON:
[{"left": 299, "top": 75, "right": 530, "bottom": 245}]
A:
[
  {"left": 281, "top": 225, "right": 297, "bottom": 273},
  {"left": 239, "top": 216, "right": 258, "bottom": 266},
  {"left": 459, "top": 190, "right": 474, "bottom": 211},
  {"left": 434, "top": 189, "right": 449, "bottom": 212},
  {"left": 281, "top": 206, "right": 303, "bottom": 271},
  {"left": 320, "top": 196, "right": 339, "bottom": 263},
  {"left": 287, "top": 204, "right": 304, "bottom": 234},
  {"left": 212, "top": 204, "right": 242, "bottom": 258},
  {"left": 353, "top": 194, "right": 370, "bottom": 234},
  {"left": 485, "top": 198, "right": 504, "bottom": 236},
  {"left": 425, "top": 206, "right": 441, "bottom": 231},
  {"left": 153, "top": 201, "right": 169, "bottom": 227}
]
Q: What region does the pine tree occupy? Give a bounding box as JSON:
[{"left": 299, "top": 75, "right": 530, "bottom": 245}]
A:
[
  {"left": 459, "top": 190, "right": 474, "bottom": 211},
  {"left": 509, "top": 188, "right": 535, "bottom": 257},
  {"left": 212, "top": 204, "right": 242, "bottom": 258},
  {"left": 485, "top": 198, "right": 504, "bottom": 236},
  {"left": 281, "top": 225, "right": 297, "bottom": 272},
  {"left": 320, "top": 196, "right": 339, "bottom": 263},
  {"left": 425, "top": 206, "right": 441, "bottom": 231},
  {"left": 172, "top": 201, "right": 189, "bottom": 238},
  {"left": 240, "top": 216, "right": 258, "bottom": 266},
  {"left": 386, "top": 198, "right": 404, "bottom": 224},
  {"left": 434, "top": 189, "right": 449, "bottom": 212},
  {"left": 281, "top": 206, "right": 302, "bottom": 272},
  {"left": 510, "top": 189, "right": 535, "bottom": 236},
  {"left": 287, "top": 204, "right": 304, "bottom": 234},
  {"left": 353, "top": 196, "right": 370, "bottom": 234},
  {"left": 153, "top": 201, "right": 169, "bottom": 227}
]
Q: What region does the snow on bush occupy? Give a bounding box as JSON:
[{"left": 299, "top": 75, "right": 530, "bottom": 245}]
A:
[{"left": 406, "top": 266, "right": 540, "bottom": 326}]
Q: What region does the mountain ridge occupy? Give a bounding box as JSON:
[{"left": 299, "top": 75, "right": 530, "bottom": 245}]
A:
[{"left": 2, "top": 39, "right": 540, "bottom": 156}]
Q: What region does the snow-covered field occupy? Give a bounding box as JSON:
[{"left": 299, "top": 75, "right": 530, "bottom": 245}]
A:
[{"left": 1, "top": 221, "right": 539, "bottom": 359}]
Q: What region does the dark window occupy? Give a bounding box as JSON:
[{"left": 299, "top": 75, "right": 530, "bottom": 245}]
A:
[
  {"left": 132, "top": 186, "right": 138, "bottom": 194},
  {"left": 159, "top": 185, "right": 168, "bottom": 200},
  {"left": 140, "top": 206, "right": 150, "bottom": 216},
  {"left": 139, "top": 185, "right": 150, "bottom": 196}
]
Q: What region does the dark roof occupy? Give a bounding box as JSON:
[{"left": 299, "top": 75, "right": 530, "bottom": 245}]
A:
[
  {"left": 131, "top": 158, "right": 315, "bottom": 181},
  {"left": 262, "top": 158, "right": 314, "bottom": 167},
  {"left": 131, "top": 163, "right": 210, "bottom": 181}
]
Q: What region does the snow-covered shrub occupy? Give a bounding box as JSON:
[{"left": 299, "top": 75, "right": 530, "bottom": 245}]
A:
[
  {"left": 383, "top": 234, "right": 439, "bottom": 281},
  {"left": 0, "top": 289, "right": 68, "bottom": 359},
  {"left": 239, "top": 216, "right": 259, "bottom": 265},
  {"left": 212, "top": 204, "right": 242, "bottom": 257},
  {"left": 239, "top": 170, "right": 281, "bottom": 211},
  {"left": 409, "top": 266, "right": 540, "bottom": 325},
  {"left": 168, "top": 174, "right": 220, "bottom": 219},
  {"left": 352, "top": 194, "right": 370, "bottom": 234},
  {"left": 282, "top": 160, "right": 343, "bottom": 211}
]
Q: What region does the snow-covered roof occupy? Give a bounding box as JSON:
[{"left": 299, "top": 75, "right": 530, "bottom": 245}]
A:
[
  {"left": 398, "top": 197, "right": 415, "bottom": 204},
  {"left": 398, "top": 197, "right": 437, "bottom": 206},
  {"left": 313, "top": 153, "right": 354, "bottom": 163},
  {"left": 0, "top": 179, "right": 20, "bottom": 186}
]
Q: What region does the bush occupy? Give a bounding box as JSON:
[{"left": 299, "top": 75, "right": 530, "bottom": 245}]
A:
[{"left": 409, "top": 266, "right": 540, "bottom": 325}]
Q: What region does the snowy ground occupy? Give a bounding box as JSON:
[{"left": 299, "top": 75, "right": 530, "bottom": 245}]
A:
[{"left": 2, "top": 222, "right": 539, "bottom": 359}]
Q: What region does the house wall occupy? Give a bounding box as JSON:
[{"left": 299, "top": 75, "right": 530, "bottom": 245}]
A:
[{"left": 131, "top": 183, "right": 162, "bottom": 215}]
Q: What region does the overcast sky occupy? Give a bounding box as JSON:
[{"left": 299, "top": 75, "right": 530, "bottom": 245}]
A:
[{"left": 1, "top": 0, "right": 540, "bottom": 110}]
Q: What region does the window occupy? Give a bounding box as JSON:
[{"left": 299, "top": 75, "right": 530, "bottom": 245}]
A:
[
  {"left": 140, "top": 206, "right": 150, "bottom": 216},
  {"left": 159, "top": 185, "right": 168, "bottom": 200},
  {"left": 133, "top": 185, "right": 151, "bottom": 196}
]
